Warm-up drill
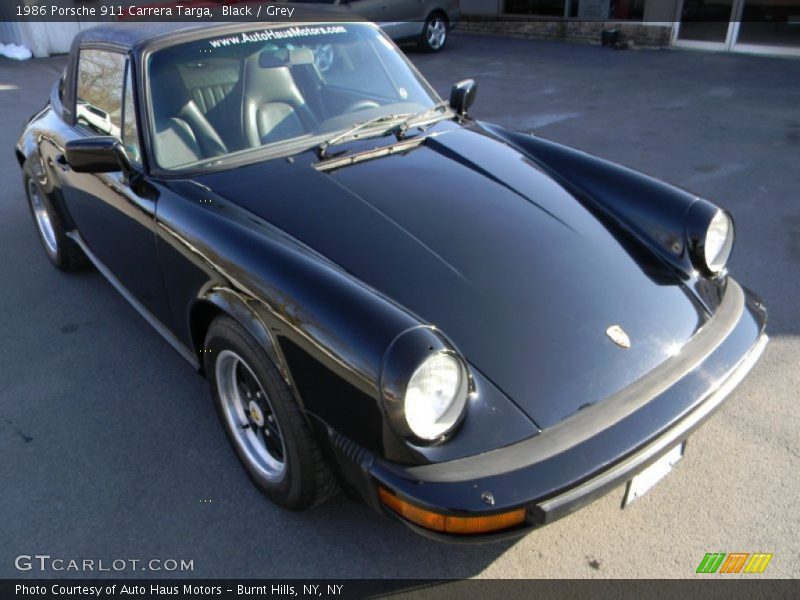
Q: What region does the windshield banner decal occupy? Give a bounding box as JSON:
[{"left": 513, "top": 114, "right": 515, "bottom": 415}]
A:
[{"left": 209, "top": 26, "right": 348, "bottom": 49}]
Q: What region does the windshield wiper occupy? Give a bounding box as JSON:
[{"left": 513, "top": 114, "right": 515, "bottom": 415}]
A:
[
  {"left": 315, "top": 102, "right": 453, "bottom": 160},
  {"left": 392, "top": 101, "right": 451, "bottom": 139},
  {"left": 317, "top": 113, "right": 414, "bottom": 158}
]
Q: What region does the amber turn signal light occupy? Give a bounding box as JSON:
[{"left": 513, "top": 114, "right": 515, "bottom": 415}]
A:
[{"left": 378, "top": 487, "right": 526, "bottom": 535}]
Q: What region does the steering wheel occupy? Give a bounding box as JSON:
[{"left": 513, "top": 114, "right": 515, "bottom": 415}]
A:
[
  {"left": 344, "top": 100, "right": 381, "bottom": 114},
  {"left": 314, "top": 44, "right": 335, "bottom": 73}
]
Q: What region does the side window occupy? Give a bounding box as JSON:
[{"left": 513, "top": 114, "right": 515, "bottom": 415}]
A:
[
  {"left": 122, "top": 64, "right": 141, "bottom": 165},
  {"left": 76, "top": 49, "right": 125, "bottom": 138}
]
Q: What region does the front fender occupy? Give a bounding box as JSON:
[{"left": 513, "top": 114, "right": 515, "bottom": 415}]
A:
[
  {"left": 191, "top": 286, "right": 284, "bottom": 377},
  {"left": 481, "top": 123, "right": 700, "bottom": 272},
  {"left": 481, "top": 122, "right": 729, "bottom": 311},
  {"left": 157, "top": 179, "right": 538, "bottom": 465}
]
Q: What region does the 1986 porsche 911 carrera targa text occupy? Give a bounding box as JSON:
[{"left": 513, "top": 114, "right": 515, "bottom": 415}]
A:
[{"left": 17, "top": 21, "right": 767, "bottom": 541}]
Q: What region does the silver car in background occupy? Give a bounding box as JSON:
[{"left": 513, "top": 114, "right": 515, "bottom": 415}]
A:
[{"left": 286, "top": 0, "right": 460, "bottom": 52}]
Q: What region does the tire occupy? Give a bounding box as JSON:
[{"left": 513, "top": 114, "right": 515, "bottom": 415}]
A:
[
  {"left": 204, "top": 315, "right": 338, "bottom": 510},
  {"left": 23, "top": 164, "right": 88, "bottom": 272},
  {"left": 418, "top": 12, "right": 449, "bottom": 53}
]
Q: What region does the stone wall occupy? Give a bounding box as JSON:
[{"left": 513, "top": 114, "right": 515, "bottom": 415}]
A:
[{"left": 457, "top": 15, "right": 674, "bottom": 48}]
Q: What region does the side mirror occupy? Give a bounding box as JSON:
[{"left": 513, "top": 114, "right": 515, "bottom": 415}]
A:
[
  {"left": 449, "top": 79, "right": 477, "bottom": 117},
  {"left": 64, "top": 137, "right": 131, "bottom": 174}
]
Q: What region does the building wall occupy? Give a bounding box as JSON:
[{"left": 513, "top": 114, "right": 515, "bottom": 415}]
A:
[
  {"left": 458, "top": 16, "right": 674, "bottom": 47},
  {"left": 0, "top": 0, "right": 153, "bottom": 57},
  {"left": 457, "top": 0, "right": 680, "bottom": 47},
  {"left": 643, "top": 0, "right": 681, "bottom": 21},
  {"left": 461, "top": 0, "right": 504, "bottom": 15},
  {"left": 0, "top": 21, "right": 98, "bottom": 57}
]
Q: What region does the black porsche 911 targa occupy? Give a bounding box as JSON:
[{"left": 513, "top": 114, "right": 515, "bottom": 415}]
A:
[{"left": 17, "top": 21, "right": 767, "bottom": 541}]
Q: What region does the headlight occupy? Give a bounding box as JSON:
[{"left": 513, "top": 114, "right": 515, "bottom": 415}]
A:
[
  {"left": 404, "top": 352, "right": 468, "bottom": 441},
  {"left": 704, "top": 210, "right": 734, "bottom": 274}
]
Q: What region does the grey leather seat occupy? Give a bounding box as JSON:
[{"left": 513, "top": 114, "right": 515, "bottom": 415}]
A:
[
  {"left": 150, "top": 64, "right": 228, "bottom": 168},
  {"left": 180, "top": 59, "right": 246, "bottom": 152},
  {"left": 153, "top": 118, "right": 205, "bottom": 169},
  {"left": 242, "top": 49, "right": 316, "bottom": 147}
]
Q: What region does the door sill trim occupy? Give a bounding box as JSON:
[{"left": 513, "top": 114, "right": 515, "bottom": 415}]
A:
[{"left": 66, "top": 230, "right": 200, "bottom": 370}]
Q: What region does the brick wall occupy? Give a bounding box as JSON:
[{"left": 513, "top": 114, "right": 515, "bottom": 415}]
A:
[{"left": 458, "top": 15, "right": 674, "bottom": 48}]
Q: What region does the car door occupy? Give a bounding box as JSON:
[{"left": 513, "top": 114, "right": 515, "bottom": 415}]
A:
[
  {"left": 57, "top": 48, "right": 173, "bottom": 327},
  {"left": 344, "top": 0, "right": 418, "bottom": 40}
]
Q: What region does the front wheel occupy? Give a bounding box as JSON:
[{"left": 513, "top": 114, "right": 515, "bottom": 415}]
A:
[
  {"left": 418, "top": 13, "right": 449, "bottom": 53},
  {"left": 204, "top": 316, "right": 338, "bottom": 510}
]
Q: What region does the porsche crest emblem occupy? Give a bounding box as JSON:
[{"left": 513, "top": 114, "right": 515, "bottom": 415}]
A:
[{"left": 606, "top": 325, "right": 631, "bottom": 349}]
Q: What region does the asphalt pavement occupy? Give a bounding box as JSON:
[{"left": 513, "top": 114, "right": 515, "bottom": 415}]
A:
[{"left": 1, "top": 33, "right": 798, "bottom": 579}]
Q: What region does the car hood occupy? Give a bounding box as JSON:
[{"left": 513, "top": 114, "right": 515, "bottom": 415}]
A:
[{"left": 196, "top": 127, "right": 707, "bottom": 428}]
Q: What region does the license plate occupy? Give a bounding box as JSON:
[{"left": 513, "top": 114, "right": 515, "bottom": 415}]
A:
[{"left": 623, "top": 443, "right": 684, "bottom": 507}]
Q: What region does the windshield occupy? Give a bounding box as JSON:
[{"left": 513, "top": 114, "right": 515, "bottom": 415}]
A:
[{"left": 146, "top": 23, "right": 441, "bottom": 171}]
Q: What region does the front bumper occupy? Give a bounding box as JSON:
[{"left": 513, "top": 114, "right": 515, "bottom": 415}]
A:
[{"left": 331, "top": 280, "right": 767, "bottom": 542}]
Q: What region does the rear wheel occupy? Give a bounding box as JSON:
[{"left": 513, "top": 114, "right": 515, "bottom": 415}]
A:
[
  {"left": 418, "top": 12, "right": 449, "bottom": 53},
  {"left": 23, "top": 168, "right": 88, "bottom": 271},
  {"left": 204, "top": 316, "right": 338, "bottom": 510}
]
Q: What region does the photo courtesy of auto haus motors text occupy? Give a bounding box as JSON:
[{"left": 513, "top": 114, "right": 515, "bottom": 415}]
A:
[
  {"left": 0, "top": 0, "right": 797, "bottom": 596},
  {"left": 13, "top": 584, "right": 343, "bottom": 597}
]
